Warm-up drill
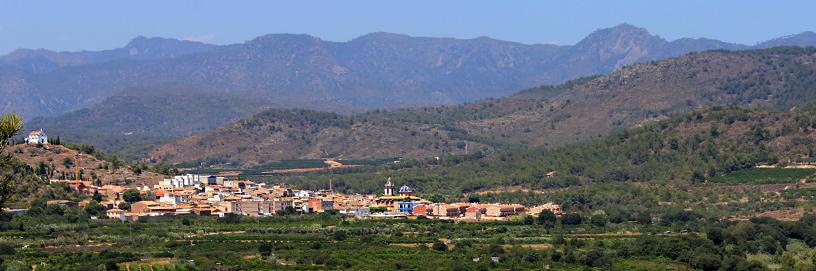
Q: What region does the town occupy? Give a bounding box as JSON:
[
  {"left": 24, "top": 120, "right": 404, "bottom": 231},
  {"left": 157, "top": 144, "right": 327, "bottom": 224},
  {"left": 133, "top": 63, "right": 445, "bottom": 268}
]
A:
[
  {"left": 52, "top": 174, "right": 563, "bottom": 222},
  {"left": 22, "top": 130, "right": 564, "bottom": 222}
]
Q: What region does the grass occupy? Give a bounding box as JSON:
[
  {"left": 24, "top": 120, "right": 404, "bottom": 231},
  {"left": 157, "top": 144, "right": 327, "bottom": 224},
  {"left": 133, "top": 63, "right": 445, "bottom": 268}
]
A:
[{"left": 709, "top": 168, "right": 816, "bottom": 184}]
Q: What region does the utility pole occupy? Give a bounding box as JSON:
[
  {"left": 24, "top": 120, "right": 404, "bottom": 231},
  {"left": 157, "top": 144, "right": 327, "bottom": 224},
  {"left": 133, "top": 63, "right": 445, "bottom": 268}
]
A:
[{"left": 75, "top": 153, "right": 82, "bottom": 192}]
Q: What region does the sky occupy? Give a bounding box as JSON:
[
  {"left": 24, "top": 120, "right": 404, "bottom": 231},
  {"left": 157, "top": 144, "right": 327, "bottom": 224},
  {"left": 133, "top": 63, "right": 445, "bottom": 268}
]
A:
[{"left": 1, "top": 0, "right": 814, "bottom": 54}]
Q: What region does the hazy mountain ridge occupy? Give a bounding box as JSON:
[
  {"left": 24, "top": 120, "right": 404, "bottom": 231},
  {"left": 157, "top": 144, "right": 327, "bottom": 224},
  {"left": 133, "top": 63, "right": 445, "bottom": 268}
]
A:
[
  {"left": 0, "top": 37, "right": 217, "bottom": 72},
  {"left": 24, "top": 84, "right": 271, "bottom": 159},
  {"left": 4, "top": 24, "right": 816, "bottom": 120}
]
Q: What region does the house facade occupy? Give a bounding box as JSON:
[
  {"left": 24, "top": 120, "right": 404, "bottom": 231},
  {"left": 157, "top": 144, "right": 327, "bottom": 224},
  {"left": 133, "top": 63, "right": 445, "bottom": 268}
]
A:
[{"left": 24, "top": 129, "right": 48, "bottom": 145}]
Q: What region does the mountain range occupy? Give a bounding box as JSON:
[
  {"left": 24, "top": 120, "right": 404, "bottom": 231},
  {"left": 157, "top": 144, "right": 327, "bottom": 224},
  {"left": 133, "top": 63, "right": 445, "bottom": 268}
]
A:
[
  {"left": 5, "top": 24, "right": 816, "bottom": 120},
  {"left": 148, "top": 47, "right": 816, "bottom": 166},
  {"left": 6, "top": 24, "right": 816, "bottom": 160}
]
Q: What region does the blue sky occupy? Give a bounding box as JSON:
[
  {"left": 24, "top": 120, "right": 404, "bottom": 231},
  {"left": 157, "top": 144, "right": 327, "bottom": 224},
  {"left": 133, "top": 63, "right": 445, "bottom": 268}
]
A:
[{"left": 1, "top": 0, "right": 814, "bottom": 54}]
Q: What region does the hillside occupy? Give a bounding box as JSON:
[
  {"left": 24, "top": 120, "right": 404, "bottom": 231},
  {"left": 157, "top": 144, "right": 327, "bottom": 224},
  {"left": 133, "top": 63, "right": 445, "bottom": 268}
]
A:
[
  {"left": 454, "top": 46, "right": 816, "bottom": 147},
  {"left": 148, "top": 109, "right": 489, "bottom": 166},
  {"left": 5, "top": 144, "right": 164, "bottom": 186},
  {"left": 24, "top": 84, "right": 271, "bottom": 159},
  {"left": 275, "top": 106, "right": 816, "bottom": 195},
  {"left": 151, "top": 47, "right": 816, "bottom": 166},
  {"left": 3, "top": 24, "right": 816, "bottom": 120}
]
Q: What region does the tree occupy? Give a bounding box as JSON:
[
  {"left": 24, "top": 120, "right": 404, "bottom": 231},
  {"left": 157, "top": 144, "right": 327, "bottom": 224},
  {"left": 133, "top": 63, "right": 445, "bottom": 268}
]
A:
[
  {"left": 590, "top": 214, "right": 608, "bottom": 227},
  {"left": 583, "top": 249, "right": 612, "bottom": 268},
  {"left": 85, "top": 200, "right": 106, "bottom": 216},
  {"left": 706, "top": 227, "right": 724, "bottom": 245},
  {"left": 63, "top": 157, "right": 74, "bottom": 169},
  {"left": 110, "top": 155, "right": 122, "bottom": 170},
  {"left": 561, "top": 213, "right": 583, "bottom": 225},
  {"left": 691, "top": 171, "right": 705, "bottom": 184},
  {"left": 258, "top": 243, "right": 273, "bottom": 256},
  {"left": 691, "top": 252, "right": 721, "bottom": 271},
  {"left": 432, "top": 240, "right": 448, "bottom": 251},
  {"left": 92, "top": 190, "right": 103, "bottom": 202},
  {"left": 0, "top": 113, "right": 22, "bottom": 213},
  {"left": 635, "top": 212, "right": 652, "bottom": 225},
  {"left": 333, "top": 230, "right": 347, "bottom": 241},
  {"left": 0, "top": 242, "right": 15, "bottom": 255},
  {"left": 538, "top": 210, "right": 557, "bottom": 228},
  {"left": 122, "top": 189, "right": 142, "bottom": 203}
]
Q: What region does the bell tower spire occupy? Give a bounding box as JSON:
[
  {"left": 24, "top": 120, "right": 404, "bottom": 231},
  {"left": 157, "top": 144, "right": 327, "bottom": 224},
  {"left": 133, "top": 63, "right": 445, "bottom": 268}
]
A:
[{"left": 384, "top": 177, "right": 393, "bottom": 196}]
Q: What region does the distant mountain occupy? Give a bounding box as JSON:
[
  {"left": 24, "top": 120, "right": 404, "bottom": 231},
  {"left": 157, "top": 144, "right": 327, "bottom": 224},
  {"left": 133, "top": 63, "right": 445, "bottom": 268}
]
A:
[
  {"left": 3, "top": 24, "right": 815, "bottom": 120},
  {"left": 0, "top": 36, "right": 217, "bottom": 72},
  {"left": 756, "top": 31, "right": 816, "bottom": 48},
  {"left": 25, "top": 84, "right": 270, "bottom": 159},
  {"left": 148, "top": 47, "right": 816, "bottom": 166}
]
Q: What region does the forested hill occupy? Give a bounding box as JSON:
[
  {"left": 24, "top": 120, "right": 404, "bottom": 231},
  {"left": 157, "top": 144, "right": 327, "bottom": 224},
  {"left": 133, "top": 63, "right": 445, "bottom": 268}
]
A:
[
  {"left": 150, "top": 47, "right": 816, "bottom": 166},
  {"left": 147, "top": 109, "right": 489, "bottom": 166},
  {"left": 24, "top": 84, "right": 272, "bottom": 160},
  {"left": 281, "top": 106, "right": 816, "bottom": 195}
]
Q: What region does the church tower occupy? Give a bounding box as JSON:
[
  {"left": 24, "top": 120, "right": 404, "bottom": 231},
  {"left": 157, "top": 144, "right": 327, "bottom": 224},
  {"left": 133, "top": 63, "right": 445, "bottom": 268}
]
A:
[{"left": 384, "top": 177, "right": 394, "bottom": 196}]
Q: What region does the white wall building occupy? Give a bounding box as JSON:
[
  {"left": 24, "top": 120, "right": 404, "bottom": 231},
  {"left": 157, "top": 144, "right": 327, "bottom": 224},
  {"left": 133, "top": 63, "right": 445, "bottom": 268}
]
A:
[
  {"left": 162, "top": 174, "right": 209, "bottom": 188},
  {"left": 24, "top": 129, "right": 48, "bottom": 145}
]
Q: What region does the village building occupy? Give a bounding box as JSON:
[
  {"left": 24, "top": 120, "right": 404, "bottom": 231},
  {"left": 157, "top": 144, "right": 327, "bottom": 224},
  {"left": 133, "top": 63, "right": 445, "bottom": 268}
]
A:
[
  {"left": 432, "top": 203, "right": 468, "bottom": 218},
  {"left": 106, "top": 208, "right": 126, "bottom": 221},
  {"left": 375, "top": 179, "right": 422, "bottom": 212},
  {"left": 24, "top": 129, "right": 48, "bottom": 145},
  {"left": 272, "top": 198, "right": 294, "bottom": 214},
  {"left": 130, "top": 201, "right": 176, "bottom": 215},
  {"left": 464, "top": 205, "right": 483, "bottom": 221},
  {"left": 354, "top": 206, "right": 371, "bottom": 217},
  {"left": 303, "top": 197, "right": 335, "bottom": 213},
  {"left": 233, "top": 200, "right": 274, "bottom": 216},
  {"left": 485, "top": 204, "right": 526, "bottom": 217},
  {"left": 527, "top": 202, "right": 564, "bottom": 216},
  {"left": 411, "top": 204, "right": 431, "bottom": 217}
]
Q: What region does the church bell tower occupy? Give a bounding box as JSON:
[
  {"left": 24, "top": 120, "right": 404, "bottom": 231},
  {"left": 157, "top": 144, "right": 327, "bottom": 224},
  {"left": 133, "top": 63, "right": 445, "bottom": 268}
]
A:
[{"left": 384, "top": 177, "right": 394, "bottom": 196}]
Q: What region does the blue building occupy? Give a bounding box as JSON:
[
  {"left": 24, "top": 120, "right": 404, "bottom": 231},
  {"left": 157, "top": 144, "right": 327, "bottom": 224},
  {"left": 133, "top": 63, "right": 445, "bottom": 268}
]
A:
[{"left": 397, "top": 201, "right": 421, "bottom": 213}]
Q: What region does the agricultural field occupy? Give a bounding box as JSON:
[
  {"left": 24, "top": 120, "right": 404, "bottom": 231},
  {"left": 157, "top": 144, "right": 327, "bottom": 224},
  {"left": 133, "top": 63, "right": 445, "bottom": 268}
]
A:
[
  {"left": 2, "top": 208, "right": 816, "bottom": 270},
  {"left": 708, "top": 168, "right": 816, "bottom": 184},
  {"left": 181, "top": 158, "right": 394, "bottom": 179}
]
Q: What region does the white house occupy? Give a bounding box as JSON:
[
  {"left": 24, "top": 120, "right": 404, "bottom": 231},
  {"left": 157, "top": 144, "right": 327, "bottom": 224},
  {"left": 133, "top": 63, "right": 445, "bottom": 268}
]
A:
[
  {"left": 24, "top": 129, "right": 48, "bottom": 145},
  {"left": 161, "top": 174, "right": 207, "bottom": 188}
]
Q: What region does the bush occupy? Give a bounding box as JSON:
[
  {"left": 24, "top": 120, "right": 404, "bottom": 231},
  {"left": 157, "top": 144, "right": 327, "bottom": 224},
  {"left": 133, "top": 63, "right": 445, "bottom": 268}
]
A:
[
  {"left": 432, "top": 240, "right": 448, "bottom": 251},
  {"left": 561, "top": 213, "right": 583, "bottom": 225},
  {"left": 590, "top": 214, "right": 607, "bottom": 227},
  {"left": 0, "top": 243, "right": 15, "bottom": 255},
  {"left": 333, "top": 230, "right": 347, "bottom": 241},
  {"left": 218, "top": 213, "right": 241, "bottom": 224},
  {"left": 258, "top": 243, "right": 273, "bottom": 256}
]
